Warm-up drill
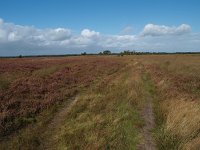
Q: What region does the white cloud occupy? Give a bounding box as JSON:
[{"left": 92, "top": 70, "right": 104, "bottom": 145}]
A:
[
  {"left": 43, "top": 28, "right": 71, "bottom": 41},
  {"left": 142, "top": 24, "right": 191, "bottom": 36},
  {"left": 99, "top": 35, "right": 136, "bottom": 48},
  {"left": 81, "top": 29, "right": 100, "bottom": 38},
  {"left": 0, "top": 19, "right": 72, "bottom": 44},
  {"left": 0, "top": 28, "right": 7, "bottom": 41},
  {"left": 0, "top": 18, "right": 199, "bottom": 56}
]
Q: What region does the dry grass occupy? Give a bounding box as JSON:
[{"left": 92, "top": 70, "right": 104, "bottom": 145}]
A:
[
  {"left": 164, "top": 99, "right": 200, "bottom": 149},
  {"left": 55, "top": 63, "right": 145, "bottom": 150},
  {"left": 137, "top": 54, "right": 200, "bottom": 149},
  {"left": 0, "top": 57, "right": 147, "bottom": 149}
]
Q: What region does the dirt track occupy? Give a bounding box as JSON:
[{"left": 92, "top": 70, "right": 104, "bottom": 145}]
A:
[
  {"left": 41, "top": 96, "right": 79, "bottom": 150},
  {"left": 142, "top": 96, "right": 156, "bottom": 150}
]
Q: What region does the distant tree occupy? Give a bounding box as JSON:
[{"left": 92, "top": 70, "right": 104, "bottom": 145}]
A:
[
  {"left": 19, "top": 55, "right": 23, "bottom": 58},
  {"left": 81, "top": 52, "right": 87, "bottom": 55},
  {"left": 119, "top": 52, "right": 124, "bottom": 57},
  {"left": 121, "top": 50, "right": 136, "bottom": 55},
  {"left": 103, "top": 50, "right": 111, "bottom": 55},
  {"left": 99, "top": 52, "right": 103, "bottom": 55}
]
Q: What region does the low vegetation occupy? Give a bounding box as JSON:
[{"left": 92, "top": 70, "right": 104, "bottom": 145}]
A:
[
  {"left": 0, "top": 55, "right": 200, "bottom": 149},
  {"left": 56, "top": 63, "right": 145, "bottom": 149},
  {"left": 0, "top": 56, "right": 124, "bottom": 137},
  {"left": 137, "top": 55, "right": 200, "bottom": 149}
]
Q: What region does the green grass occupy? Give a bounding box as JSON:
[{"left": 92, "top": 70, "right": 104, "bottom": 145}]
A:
[
  {"left": 32, "top": 65, "right": 64, "bottom": 77},
  {"left": 0, "top": 75, "right": 10, "bottom": 90},
  {"left": 0, "top": 103, "right": 56, "bottom": 149},
  {"left": 116, "top": 101, "right": 144, "bottom": 150},
  {"left": 154, "top": 128, "right": 181, "bottom": 150},
  {"left": 0, "top": 71, "right": 28, "bottom": 90}
]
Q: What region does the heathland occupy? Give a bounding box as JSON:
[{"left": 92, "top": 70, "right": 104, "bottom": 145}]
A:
[{"left": 0, "top": 55, "right": 200, "bottom": 150}]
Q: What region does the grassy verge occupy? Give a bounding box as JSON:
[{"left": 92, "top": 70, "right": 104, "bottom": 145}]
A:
[
  {"left": 0, "top": 75, "right": 10, "bottom": 90},
  {"left": 155, "top": 98, "right": 200, "bottom": 150},
  {"left": 145, "top": 65, "right": 200, "bottom": 150},
  {"left": 142, "top": 73, "right": 182, "bottom": 150},
  {"left": 55, "top": 64, "right": 145, "bottom": 150},
  {"left": 0, "top": 72, "right": 25, "bottom": 90},
  {"left": 32, "top": 64, "right": 67, "bottom": 77}
]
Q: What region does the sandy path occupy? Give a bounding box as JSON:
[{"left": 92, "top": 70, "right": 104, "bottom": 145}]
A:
[
  {"left": 142, "top": 96, "right": 156, "bottom": 150},
  {"left": 138, "top": 93, "right": 156, "bottom": 150},
  {"left": 138, "top": 92, "right": 156, "bottom": 150},
  {"left": 40, "top": 96, "right": 79, "bottom": 150}
]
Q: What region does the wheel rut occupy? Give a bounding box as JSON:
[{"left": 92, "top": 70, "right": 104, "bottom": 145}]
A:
[
  {"left": 136, "top": 68, "right": 157, "bottom": 150},
  {"left": 143, "top": 96, "right": 156, "bottom": 150},
  {"left": 138, "top": 94, "right": 156, "bottom": 150},
  {"left": 40, "top": 95, "right": 79, "bottom": 150}
]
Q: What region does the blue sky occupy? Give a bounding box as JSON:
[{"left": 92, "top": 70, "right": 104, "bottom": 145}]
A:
[{"left": 0, "top": 0, "right": 200, "bottom": 56}]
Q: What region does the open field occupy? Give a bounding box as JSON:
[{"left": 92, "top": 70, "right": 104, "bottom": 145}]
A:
[{"left": 0, "top": 55, "right": 200, "bottom": 149}]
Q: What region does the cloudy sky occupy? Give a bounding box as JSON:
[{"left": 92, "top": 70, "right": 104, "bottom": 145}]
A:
[{"left": 0, "top": 0, "right": 200, "bottom": 56}]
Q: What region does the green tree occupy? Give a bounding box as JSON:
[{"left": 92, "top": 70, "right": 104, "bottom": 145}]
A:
[{"left": 103, "top": 50, "right": 111, "bottom": 55}]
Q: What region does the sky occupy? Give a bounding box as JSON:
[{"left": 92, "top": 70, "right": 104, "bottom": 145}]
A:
[{"left": 0, "top": 0, "right": 200, "bottom": 56}]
